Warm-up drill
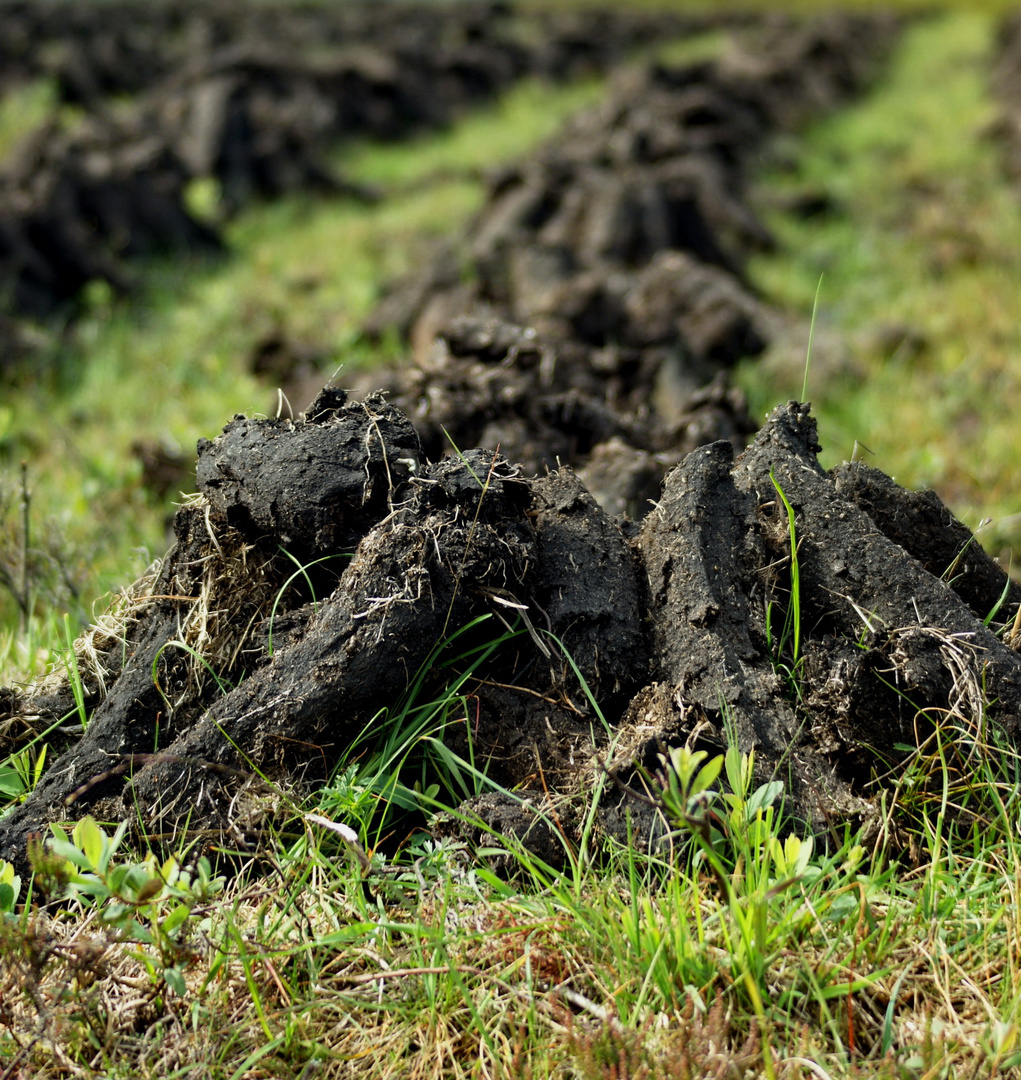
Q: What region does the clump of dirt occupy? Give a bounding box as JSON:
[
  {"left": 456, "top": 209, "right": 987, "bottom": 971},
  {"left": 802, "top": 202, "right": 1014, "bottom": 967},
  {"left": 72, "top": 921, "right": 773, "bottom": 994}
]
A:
[
  {"left": 0, "top": 112, "right": 223, "bottom": 321},
  {"left": 362, "top": 312, "right": 758, "bottom": 520},
  {"left": 355, "top": 11, "right": 900, "bottom": 519},
  {"left": 0, "top": 0, "right": 699, "bottom": 334},
  {"left": 2, "top": 394, "right": 1019, "bottom": 874}
]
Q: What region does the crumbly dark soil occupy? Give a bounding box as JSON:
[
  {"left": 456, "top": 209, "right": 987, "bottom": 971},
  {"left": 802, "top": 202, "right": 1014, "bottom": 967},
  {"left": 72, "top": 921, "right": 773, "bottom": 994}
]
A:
[
  {"left": 3, "top": 395, "right": 1021, "bottom": 873},
  {"left": 6, "top": 7, "right": 1021, "bottom": 875},
  {"left": 0, "top": 0, "right": 697, "bottom": 336}
]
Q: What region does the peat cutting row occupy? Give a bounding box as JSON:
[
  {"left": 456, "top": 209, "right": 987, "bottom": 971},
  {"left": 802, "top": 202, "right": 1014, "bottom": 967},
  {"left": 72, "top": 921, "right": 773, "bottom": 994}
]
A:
[
  {"left": 0, "top": 0, "right": 697, "bottom": 108},
  {"left": 0, "top": 0, "right": 698, "bottom": 333},
  {"left": 2, "top": 393, "right": 1020, "bottom": 873},
  {"left": 3, "top": 9, "right": 1021, "bottom": 870},
  {"left": 357, "top": 11, "right": 899, "bottom": 519}
]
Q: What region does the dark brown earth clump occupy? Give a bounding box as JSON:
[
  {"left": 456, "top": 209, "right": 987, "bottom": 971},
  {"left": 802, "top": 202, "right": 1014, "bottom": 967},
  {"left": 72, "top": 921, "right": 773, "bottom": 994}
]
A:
[
  {"left": 2, "top": 394, "right": 1020, "bottom": 873},
  {"left": 0, "top": 0, "right": 698, "bottom": 336},
  {"left": 5, "top": 7, "right": 1015, "bottom": 877}
]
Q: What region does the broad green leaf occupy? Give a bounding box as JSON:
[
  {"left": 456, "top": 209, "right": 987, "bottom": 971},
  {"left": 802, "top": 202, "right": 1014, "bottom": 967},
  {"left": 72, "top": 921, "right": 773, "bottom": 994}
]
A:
[
  {"left": 772, "top": 834, "right": 814, "bottom": 878},
  {"left": 691, "top": 755, "right": 723, "bottom": 798},
  {"left": 745, "top": 818, "right": 773, "bottom": 846},
  {"left": 101, "top": 902, "right": 136, "bottom": 926},
  {"left": 841, "top": 846, "right": 865, "bottom": 875},
  {"left": 31, "top": 744, "right": 47, "bottom": 785},
  {"left": 746, "top": 781, "right": 783, "bottom": 818},
  {"left": 73, "top": 816, "right": 106, "bottom": 870},
  {"left": 386, "top": 783, "right": 421, "bottom": 812},
  {"left": 126, "top": 923, "right": 155, "bottom": 945},
  {"left": 47, "top": 839, "right": 95, "bottom": 871},
  {"left": 107, "top": 865, "right": 130, "bottom": 893},
  {"left": 667, "top": 747, "right": 707, "bottom": 789},
  {"left": 725, "top": 746, "right": 745, "bottom": 799},
  {"left": 791, "top": 834, "right": 814, "bottom": 875},
  {"left": 164, "top": 966, "right": 187, "bottom": 996},
  {"left": 0, "top": 767, "right": 24, "bottom": 798},
  {"left": 163, "top": 902, "right": 192, "bottom": 934}
]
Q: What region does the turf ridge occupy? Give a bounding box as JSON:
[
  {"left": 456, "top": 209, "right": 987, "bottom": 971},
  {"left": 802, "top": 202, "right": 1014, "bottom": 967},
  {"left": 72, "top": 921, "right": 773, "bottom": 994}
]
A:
[{"left": 4, "top": 9, "right": 1021, "bottom": 1078}]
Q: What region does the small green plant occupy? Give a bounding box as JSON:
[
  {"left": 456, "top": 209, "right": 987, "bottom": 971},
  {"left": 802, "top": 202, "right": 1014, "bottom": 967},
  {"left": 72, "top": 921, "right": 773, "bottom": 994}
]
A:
[
  {"left": 0, "top": 741, "right": 46, "bottom": 803},
  {"left": 651, "top": 744, "right": 870, "bottom": 1018},
  {"left": 655, "top": 744, "right": 784, "bottom": 900},
  {"left": 0, "top": 858, "right": 21, "bottom": 915},
  {"left": 984, "top": 570, "right": 1014, "bottom": 629},
  {"left": 37, "top": 815, "right": 225, "bottom": 995},
  {"left": 766, "top": 469, "right": 804, "bottom": 696}
]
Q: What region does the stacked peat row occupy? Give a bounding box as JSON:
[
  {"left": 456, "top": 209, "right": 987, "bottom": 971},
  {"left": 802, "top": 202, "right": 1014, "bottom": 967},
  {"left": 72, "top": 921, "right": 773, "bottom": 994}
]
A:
[
  {"left": 0, "top": 2, "right": 698, "bottom": 339},
  {"left": 0, "top": 0, "right": 515, "bottom": 105},
  {"left": 362, "top": 12, "right": 900, "bottom": 517},
  {"left": 125, "top": 1, "right": 704, "bottom": 214},
  {"left": 0, "top": 114, "right": 223, "bottom": 321},
  {"left": 0, "top": 0, "right": 201, "bottom": 96},
  {"left": 0, "top": 0, "right": 694, "bottom": 110},
  {"left": 2, "top": 395, "right": 1019, "bottom": 871}
]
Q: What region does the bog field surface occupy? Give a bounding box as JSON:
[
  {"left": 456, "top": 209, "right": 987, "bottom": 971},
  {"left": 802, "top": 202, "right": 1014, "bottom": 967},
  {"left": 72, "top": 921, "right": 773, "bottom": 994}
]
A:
[{"left": 4, "top": 4, "right": 1021, "bottom": 1078}]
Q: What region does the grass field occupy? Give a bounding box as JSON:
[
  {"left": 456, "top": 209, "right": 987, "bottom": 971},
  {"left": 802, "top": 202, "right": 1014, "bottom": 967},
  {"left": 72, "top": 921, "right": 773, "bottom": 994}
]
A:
[{"left": 4, "top": 6, "right": 1021, "bottom": 1078}]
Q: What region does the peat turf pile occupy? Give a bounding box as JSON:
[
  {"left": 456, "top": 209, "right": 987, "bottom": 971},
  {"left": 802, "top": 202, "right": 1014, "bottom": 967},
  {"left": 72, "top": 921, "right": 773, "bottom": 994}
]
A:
[
  {"left": 359, "top": 313, "right": 759, "bottom": 521},
  {"left": 367, "top": 10, "right": 901, "bottom": 356},
  {"left": 0, "top": 114, "right": 224, "bottom": 321},
  {"left": 0, "top": 0, "right": 302, "bottom": 102},
  {"left": 0, "top": 0, "right": 695, "bottom": 110},
  {"left": 128, "top": 2, "right": 702, "bottom": 216},
  {"left": 361, "top": 12, "right": 899, "bottom": 516},
  {"left": 2, "top": 396, "right": 1020, "bottom": 871},
  {"left": 0, "top": 0, "right": 698, "bottom": 333}
]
